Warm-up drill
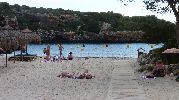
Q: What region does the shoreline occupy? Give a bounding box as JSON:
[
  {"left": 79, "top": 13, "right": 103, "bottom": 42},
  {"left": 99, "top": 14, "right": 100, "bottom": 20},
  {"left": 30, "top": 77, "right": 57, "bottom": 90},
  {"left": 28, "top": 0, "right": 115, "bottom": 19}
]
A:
[{"left": 0, "top": 54, "right": 136, "bottom": 59}]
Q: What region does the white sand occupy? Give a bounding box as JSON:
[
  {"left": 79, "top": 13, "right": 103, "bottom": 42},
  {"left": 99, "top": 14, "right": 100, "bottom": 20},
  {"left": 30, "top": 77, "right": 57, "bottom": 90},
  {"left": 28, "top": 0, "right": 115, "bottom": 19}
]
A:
[
  {"left": 0, "top": 56, "right": 178, "bottom": 100},
  {"left": 0, "top": 57, "right": 115, "bottom": 100}
]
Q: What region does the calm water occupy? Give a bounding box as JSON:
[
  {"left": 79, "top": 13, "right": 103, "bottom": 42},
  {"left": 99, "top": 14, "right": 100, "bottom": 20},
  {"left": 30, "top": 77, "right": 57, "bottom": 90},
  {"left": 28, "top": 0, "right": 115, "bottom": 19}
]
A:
[{"left": 15, "top": 43, "right": 163, "bottom": 58}]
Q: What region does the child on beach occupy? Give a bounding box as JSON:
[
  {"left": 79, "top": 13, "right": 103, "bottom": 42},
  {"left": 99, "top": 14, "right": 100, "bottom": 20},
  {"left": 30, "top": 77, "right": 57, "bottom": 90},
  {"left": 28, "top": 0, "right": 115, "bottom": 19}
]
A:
[
  {"left": 53, "top": 56, "right": 59, "bottom": 62},
  {"left": 43, "top": 48, "right": 46, "bottom": 54},
  {"left": 68, "top": 52, "right": 73, "bottom": 60}
]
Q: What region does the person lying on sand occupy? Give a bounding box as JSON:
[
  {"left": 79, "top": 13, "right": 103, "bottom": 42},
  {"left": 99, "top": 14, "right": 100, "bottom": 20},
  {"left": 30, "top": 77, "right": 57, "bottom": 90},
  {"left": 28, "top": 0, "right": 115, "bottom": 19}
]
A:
[
  {"left": 75, "top": 70, "right": 95, "bottom": 79},
  {"left": 144, "top": 60, "right": 166, "bottom": 79},
  {"left": 57, "top": 70, "right": 95, "bottom": 79},
  {"left": 76, "top": 70, "right": 95, "bottom": 79},
  {"left": 57, "top": 72, "right": 75, "bottom": 78}
]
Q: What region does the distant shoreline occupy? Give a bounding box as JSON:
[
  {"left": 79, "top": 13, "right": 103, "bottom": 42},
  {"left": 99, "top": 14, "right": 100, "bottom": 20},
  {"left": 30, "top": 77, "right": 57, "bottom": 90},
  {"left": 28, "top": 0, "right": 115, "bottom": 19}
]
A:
[{"left": 40, "top": 41, "right": 164, "bottom": 44}]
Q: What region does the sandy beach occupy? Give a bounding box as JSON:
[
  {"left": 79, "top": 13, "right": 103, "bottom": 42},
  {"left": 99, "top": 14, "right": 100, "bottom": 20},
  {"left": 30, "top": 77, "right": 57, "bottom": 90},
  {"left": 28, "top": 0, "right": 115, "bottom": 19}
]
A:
[{"left": 0, "top": 56, "right": 179, "bottom": 100}]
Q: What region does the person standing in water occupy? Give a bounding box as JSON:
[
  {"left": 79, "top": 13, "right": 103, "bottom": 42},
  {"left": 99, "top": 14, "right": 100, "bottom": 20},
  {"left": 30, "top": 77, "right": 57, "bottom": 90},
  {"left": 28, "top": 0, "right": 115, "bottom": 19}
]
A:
[
  {"left": 46, "top": 44, "right": 51, "bottom": 61},
  {"left": 57, "top": 43, "right": 64, "bottom": 59}
]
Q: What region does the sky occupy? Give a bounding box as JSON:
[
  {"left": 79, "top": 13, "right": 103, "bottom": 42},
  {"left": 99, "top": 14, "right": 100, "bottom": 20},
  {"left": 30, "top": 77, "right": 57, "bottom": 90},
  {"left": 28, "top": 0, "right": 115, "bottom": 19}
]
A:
[{"left": 1, "top": 0, "right": 176, "bottom": 23}]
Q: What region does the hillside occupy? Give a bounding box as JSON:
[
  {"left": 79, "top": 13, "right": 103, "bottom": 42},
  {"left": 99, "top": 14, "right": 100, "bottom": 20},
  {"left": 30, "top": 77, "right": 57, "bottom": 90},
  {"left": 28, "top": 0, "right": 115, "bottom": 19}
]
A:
[{"left": 0, "top": 2, "right": 176, "bottom": 43}]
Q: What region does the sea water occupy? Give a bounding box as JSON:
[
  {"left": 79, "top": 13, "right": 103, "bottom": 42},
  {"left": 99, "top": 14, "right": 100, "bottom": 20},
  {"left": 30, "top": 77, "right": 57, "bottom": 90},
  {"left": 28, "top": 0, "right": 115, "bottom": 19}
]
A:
[{"left": 15, "top": 43, "right": 163, "bottom": 58}]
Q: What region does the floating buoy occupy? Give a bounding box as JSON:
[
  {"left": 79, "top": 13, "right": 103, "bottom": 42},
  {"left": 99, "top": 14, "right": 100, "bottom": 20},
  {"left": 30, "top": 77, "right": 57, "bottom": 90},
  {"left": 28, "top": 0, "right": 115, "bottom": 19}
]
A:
[{"left": 82, "top": 44, "right": 85, "bottom": 47}]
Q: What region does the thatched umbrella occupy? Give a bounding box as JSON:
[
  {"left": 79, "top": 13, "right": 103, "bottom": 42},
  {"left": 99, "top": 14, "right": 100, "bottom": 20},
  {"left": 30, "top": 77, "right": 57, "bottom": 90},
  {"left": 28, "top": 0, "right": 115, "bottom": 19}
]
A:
[
  {"left": 0, "top": 21, "right": 15, "bottom": 67},
  {"left": 162, "top": 48, "right": 179, "bottom": 64},
  {"left": 1, "top": 16, "right": 41, "bottom": 64},
  {"left": 162, "top": 48, "right": 179, "bottom": 54},
  {"left": 21, "top": 27, "right": 33, "bottom": 55}
]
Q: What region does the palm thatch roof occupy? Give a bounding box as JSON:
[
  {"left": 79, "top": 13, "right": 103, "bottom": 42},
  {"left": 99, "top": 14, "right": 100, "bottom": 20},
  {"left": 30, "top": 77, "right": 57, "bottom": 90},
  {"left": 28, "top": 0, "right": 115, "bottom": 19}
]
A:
[
  {"left": 162, "top": 48, "right": 179, "bottom": 54},
  {"left": 21, "top": 28, "right": 32, "bottom": 33}
]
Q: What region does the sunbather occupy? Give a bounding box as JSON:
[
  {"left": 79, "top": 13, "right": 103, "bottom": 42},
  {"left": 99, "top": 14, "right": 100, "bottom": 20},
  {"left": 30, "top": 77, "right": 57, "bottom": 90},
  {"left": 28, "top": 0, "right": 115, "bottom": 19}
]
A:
[
  {"left": 76, "top": 70, "right": 95, "bottom": 79},
  {"left": 57, "top": 70, "right": 95, "bottom": 79},
  {"left": 57, "top": 72, "right": 75, "bottom": 78},
  {"left": 145, "top": 60, "right": 166, "bottom": 78}
]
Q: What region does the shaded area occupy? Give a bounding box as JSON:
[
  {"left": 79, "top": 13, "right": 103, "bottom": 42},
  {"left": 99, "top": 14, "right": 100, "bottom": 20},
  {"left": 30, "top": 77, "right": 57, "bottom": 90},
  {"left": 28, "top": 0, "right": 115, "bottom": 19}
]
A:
[{"left": 8, "top": 54, "right": 37, "bottom": 61}]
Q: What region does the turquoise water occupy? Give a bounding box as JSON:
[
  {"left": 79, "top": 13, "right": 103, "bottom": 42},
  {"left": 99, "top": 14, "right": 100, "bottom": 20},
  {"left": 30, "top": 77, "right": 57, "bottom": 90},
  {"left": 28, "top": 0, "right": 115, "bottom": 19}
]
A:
[{"left": 15, "top": 43, "right": 163, "bottom": 58}]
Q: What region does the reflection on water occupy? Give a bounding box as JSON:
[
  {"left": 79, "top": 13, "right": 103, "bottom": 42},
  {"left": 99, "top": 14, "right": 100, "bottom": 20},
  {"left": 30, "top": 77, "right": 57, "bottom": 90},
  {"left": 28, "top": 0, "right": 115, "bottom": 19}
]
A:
[{"left": 15, "top": 43, "right": 163, "bottom": 58}]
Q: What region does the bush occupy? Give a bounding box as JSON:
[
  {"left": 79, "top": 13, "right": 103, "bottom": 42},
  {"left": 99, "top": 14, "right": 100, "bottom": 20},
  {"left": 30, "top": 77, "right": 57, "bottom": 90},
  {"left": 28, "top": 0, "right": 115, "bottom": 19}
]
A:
[
  {"left": 137, "top": 66, "right": 146, "bottom": 72},
  {"left": 174, "top": 70, "right": 179, "bottom": 76},
  {"left": 146, "top": 65, "right": 154, "bottom": 72},
  {"left": 137, "top": 65, "right": 154, "bottom": 73}
]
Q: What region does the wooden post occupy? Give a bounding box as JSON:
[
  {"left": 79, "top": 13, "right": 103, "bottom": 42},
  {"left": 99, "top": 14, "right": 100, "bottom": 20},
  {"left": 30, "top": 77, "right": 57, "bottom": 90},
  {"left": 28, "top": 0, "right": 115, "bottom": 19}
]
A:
[
  {"left": 26, "top": 44, "right": 27, "bottom": 55},
  {"left": 21, "top": 49, "right": 23, "bottom": 61},
  {"left": 14, "top": 49, "right": 15, "bottom": 63},
  {"left": 6, "top": 52, "right": 7, "bottom": 67}
]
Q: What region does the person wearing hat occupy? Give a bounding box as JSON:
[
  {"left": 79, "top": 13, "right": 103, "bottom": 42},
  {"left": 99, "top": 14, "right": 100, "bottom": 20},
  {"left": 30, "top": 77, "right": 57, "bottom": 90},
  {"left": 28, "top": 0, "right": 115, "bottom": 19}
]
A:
[{"left": 68, "top": 52, "right": 73, "bottom": 60}]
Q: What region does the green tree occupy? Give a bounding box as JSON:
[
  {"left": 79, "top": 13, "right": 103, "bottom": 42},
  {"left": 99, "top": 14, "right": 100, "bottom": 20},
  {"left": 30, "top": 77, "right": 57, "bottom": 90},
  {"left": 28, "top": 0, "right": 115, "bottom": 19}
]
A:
[
  {"left": 0, "top": 2, "right": 14, "bottom": 17},
  {"left": 13, "top": 4, "right": 21, "bottom": 12},
  {"left": 87, "top": 21, "right": 100, "bottom": 33},
  {"left": 119, "top": 0, "right": 179, "bottom": 47}
]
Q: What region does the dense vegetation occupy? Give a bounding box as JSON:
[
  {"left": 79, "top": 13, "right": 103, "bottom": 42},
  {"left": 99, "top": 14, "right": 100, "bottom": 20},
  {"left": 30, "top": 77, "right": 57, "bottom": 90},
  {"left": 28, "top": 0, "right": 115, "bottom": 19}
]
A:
[{"left": 0, "top": 2, "right": 176, "bottom": 43}]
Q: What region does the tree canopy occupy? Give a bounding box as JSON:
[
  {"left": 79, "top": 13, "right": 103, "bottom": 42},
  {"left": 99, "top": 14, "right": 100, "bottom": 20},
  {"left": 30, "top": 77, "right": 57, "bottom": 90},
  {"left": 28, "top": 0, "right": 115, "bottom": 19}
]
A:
[{"left": 120, "top": 0, "right": 179, "bottom": 47}]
